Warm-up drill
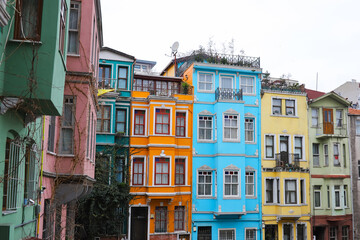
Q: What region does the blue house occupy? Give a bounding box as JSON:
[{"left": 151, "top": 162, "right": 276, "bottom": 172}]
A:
[{"left": 163, "top": 51, "right": 262, "bottom": 240}]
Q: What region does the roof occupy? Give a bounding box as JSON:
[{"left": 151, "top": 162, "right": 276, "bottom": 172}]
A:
[
  {"left": 134, "top": 74, "right": 182, "bottom": 82},
  {"left": 305, "top": 88, "right": 325, "bottom": 100},
  {"left": 100, "top": 47, "right": 135, "bottom": 60},
  {"left": 349, "top": 108, "right": 360, "bottom": 115},
  {"left": 136, "top": 59, "right": 157, "bottom": 67},
  {"left": 310, "top": 91, "right": 351, "bottom": 106}
]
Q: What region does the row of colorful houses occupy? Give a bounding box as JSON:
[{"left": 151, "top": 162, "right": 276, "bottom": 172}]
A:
[
  {"left": 97, "top": 48, "right": 359, "bottom": 240},
  {"left": 0, "top": 0, "right": 102, "bottom": 239}
]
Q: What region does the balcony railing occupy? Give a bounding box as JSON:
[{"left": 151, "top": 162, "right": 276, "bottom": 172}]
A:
[
  {"left": 315, "top": 123, "right": 347, "bottom": 138},
  {"left": 98, "top": 78, "right": 116, "bottom": 89},
  {"left": 275, "top": 153, "right": 300, "bottom": 169},
  {"left": 215, "top": 88, "right": 243, "bottom": 101}
]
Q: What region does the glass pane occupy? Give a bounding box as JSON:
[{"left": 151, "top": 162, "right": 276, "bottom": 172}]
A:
[
  {"left": 205, "top": 184, "right": 211, "bottom": 195},
  {"left": 119, "top": 67, "right": 127, "bottom": 78}
]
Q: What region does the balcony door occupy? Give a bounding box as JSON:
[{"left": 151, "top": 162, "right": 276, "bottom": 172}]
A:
[
  {"left": 131, "top": 207, "right": 148, "bottom": 240},
  {"left": 280, "top": 136, "right": 289, "bottom": 164},
  {"left": 323, "top": 108, "right": 334, "bottom": 134},
  {"left": 221, "top": 76, "right": 233, "bottom": 89}
]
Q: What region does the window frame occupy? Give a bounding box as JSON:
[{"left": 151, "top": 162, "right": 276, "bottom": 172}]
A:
[
  {"left": 24, "top": 144, "right": 37, "bottom": 202},
  {"left": 333, "top": 143, "right": 341, "bottom": 167},
  {"left": 132, "top": 157, "right": 145, "bottom": 186},
  {"left": 344, "top": 185, "right": 348, "bottom": 208},
  {"left": 117, "top": 66, "right": 128, "bottom": 90},
  {"left": 272, "top": 98, "right": 282, "bottom": 115},
  {"left": 264, "top": 135, "right": 275, "bottom": 159},
  {"left": 47, "top": 116, "right": 56, "bottom": 153},
  {"left": 245, "top": 228, "right": 257, "bottom": 240},
  {"left": 175, "top": 111, "right": 186, "bottom": 137},
  {"left": 282, "top": 223, "right": 293, "bottom": 240},
  {"left": 293, "top": 136, "right": 303, "bottom": 160},
  {"left": 174, "top": 206, "right": 185, "bottom": 231},
  {"left": 314, "top": 185, "right": 322, "bottom": 208},
  {"left": 223, "top": 113, "right": 240, "bottom": 142},
  {"left": 14, "top": 0, "right": 43, "bottom": 41},
  {"left": 336, "top": 109, "right": 343, "bottom": 127},
  {"left": 300, "top": 179, "right": 306, "bottom": 204},
  {"left": 97, "top": 105, "right": 111, "bottom": 133},
  {"left": 133, "top": 109, "right": 146, "bottom": 136},
  {"left": 219, "top": 228, "right": 236, "bottom": 240},
  {"left": 285, "top": 99, "right": 296, "bottom": 116},
  {"left": 59, "top": 96, "right": 75, "bottom": 154},
  {"left": 284, "top": 179, "right": 298, "bottom": 205},
  {"left": 67, "top": 1, "right": 81, "bottom": 54},
  {"left": 342, "top": 226, "right": 349, "bottom": 240},
  {"left": 265, "top": 177, "right": 280, "bottom": 204},
  {"left": 175, "top": 158, "right": 186, "bottom": 186},
  {"left": 59, "top": 0, "right": 68, "bottom": 55},
  {"left": 245, "top": 118, "right": 255, "bottom": 143},
  {"left": 98, "top": 64, "right": 112, "bottom": 89},
  {"left": 330, "top": 226, "right": 337, "bottom": 240},
  {"left": 198, "top": 72, "right": 214, "bottom": 92},
  {"left": 197, "top": 170, "right": 213, "bottom": 197},
  {"left": 311, "top": 108, "right": 319, "bottom": 127},
  {"left": 356, "top": 119, "right": 360, "bottom": 135},
  {"left": 313, "top": 143, "right": 320, "bottom": 167},
  {"left": 240, "top": 75, "right": 256, "bottom": 95},
  {"left": 198, "top": 115, "right": 213, "bottom": 141},
  {"left": 223, "top": 169, "right": 240, "bottom": 198},
  {"left": 115, "top": 108, "right": 127, "bottom": 134},
  {"left": 334, "top": 185, "right": 341, "bottom": 208},
  {"left": 154, "top": 108, "right": 171, "bottom": 135},
  {"left": 154, "top": 157, "right": 170, "bottom": 186},
  {"left": 296, "top": 223, "right": 307, "bottom": 240},
  {"left": 155, "top": 206, "right": 167, "bottom": 233},
  {"left": 245, "top": 171, "right": 255, "bottom": 197},
  {"left": 324, "top": 144, "right": 329, "bottom": 166}
]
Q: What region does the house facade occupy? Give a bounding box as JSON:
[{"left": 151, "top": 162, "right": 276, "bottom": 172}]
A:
[
  {"left": 129, "top": 73, "right": 193, "bottom": 240},
  {"left": 163, "top": 51, "right": 262, "bottom": 240},
  {"left": 261, "top": 83, "right": 311, "bottom": 240},
  {"left": 39, "top": 0, "right": 103, "bottom": 239},
  {"left": 307, "top": 92, "right": 352, "bottom": 240},
  {"left": 0, "top": 0, "right": 71, "bottom": 239}
]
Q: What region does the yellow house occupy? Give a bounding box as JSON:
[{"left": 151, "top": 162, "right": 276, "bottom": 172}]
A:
[
  {"left": 128, "top": 74, "right": 193, "bottom": 240},
  {"left": 261, "top": 83, "right": 311, "bottom": 240}
]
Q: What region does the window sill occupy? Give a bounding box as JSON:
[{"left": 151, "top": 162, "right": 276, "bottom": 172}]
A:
[
  {"left": 9, "top": 39, "right": 42, "bottom": 45},
  {"left": 243, "top": 93, "right": 256, "bottom": 96},
  {"left": 263, "top": 158, "right": 275, "bottom": 160},
  {"left": 97, "top": 132, "right": 113, "bottom": 135},
  {"left": 67, "top": 53, "right": 80, "bottom": 57},
  {"left": 245, "top": 141, "right": 257, "bottom": 145},
  {"left": 271, "top": 114, "right": 299, "bottom": 118},
  {"left": 175, "top": 136, "right": 191, "bottom": 139},
  {"left": 334, "top": 207, "right": 343, "bottom": 210},
  {"left": 2, "top": 210, "right": 16, "bottom": 216},
  {"left": 197, "top": 196, "right": 216, "bottom": 199},
  {"left": 57, "top": 154, "right": 75, "bottom": 157},
  {"left": 223, "top": 196, "right": 241, "bottom": 200},
  {"left": 197, "top": 140, "right": 216, "bottom": 143},
  {"left": 246, "top": 196, "right": 257, "bottom": 199},
  {"left": 47, "top": 151, "right": 56, "bottom": 156},
  {"left": 264, "top": 203, "right": 280, "bottom": 206},
  {"left": 223, "top": 139, "right": 240, "bottom": 143},
  {"left": 132, "top": 135, "right": 148, "bottom": 137},
  {"left": 197, "top": 90, "right": 215, "bottom": 93}
]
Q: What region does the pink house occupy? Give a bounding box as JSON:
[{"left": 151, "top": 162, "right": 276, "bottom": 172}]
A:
[{"left": 39, "top": 0, "right": 103, "bottom": 239}]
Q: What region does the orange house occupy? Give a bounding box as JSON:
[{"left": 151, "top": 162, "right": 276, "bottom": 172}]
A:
[{"left": 129, "top": 74, "right": 193, "bottom": 240}]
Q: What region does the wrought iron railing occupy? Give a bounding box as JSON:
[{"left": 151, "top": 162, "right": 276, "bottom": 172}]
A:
[
  {"left": 275, "top": 153, "right": 300, "bottom": 169},
  {"left": 98, "top": 78, "right": 116, "bottom": 89},
  {"left": 215, "top": 88, "right": 243, "bottom": 101},
  {"left": 315, "top": 123, "right": 347, "bottom": 138}
]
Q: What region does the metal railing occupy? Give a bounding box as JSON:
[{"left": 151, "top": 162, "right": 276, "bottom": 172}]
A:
[
  {"left": 275, "top": 153, "right": 300, "bottom": 169},
  {"left": 215, "top": 88, "right": 243, "bottom": 101},
  {"left": 315, "top": 123, "right": 347, "bottom": 138},
  {"left": 98, "top": 78, "right": 116, "bottom": 89}
]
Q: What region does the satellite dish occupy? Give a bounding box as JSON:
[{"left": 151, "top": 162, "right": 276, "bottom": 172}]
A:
[{"left": 171, "top": 41, "right": 179, "bottom": 53}]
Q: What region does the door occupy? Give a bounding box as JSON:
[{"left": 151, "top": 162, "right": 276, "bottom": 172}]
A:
[
  {"left": 198, "top": 226, "right": 212, "bottom": 240},
  {"left": 323, "top": 108, "right": 334, "bottom": 134},
  {"left": 280, "top": 136, "right": 289, "bottom": 164},
  {"left": 131, "top": 207, "right": 148, "bottom": 240},
  {"left": 313, "top": 226, "right": 325, "bottom": 240}
]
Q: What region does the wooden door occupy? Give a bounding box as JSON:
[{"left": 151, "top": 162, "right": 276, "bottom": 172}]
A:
[
  {"left": 131, "top": 207, "right": 148, "bottom": 240},
  {"left": 323, "top": 108, "right": 334, "bottom": 134}
]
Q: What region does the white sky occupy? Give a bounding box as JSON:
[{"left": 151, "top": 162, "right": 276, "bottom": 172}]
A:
[{"left": 100, "top": 0, "right": 360, "bottom": 92}]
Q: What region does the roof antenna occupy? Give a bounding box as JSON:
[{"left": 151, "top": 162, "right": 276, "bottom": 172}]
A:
[
  {"left": 171, "top": 41, "right": 179, "bottom": 76},
  {"left": 316, "top": 72, "right": 318, "bottom": 91}
]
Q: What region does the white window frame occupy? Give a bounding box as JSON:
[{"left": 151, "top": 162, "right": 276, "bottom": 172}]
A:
[
  {"left": 271, "top": 97, "right": 298, "bottom": 117},
  {"left": 245, "top": 171, "right": 255, "bottom": 197},
  {"left": 336, "top": 109, "right": 343, "bottom": 127},
  {"left": 296, "top": 223, "right": 307, "bottom": 240},
  {"left": 313, "top": 143, "right": 320, "bottom": 167},
  {"left": 329, "top": 226, "right": 337, "bottom": 240},
  {"left": 175, "top": 110, "right": 188, "bottom": 138},
  {"left": 245, "top": 228, "right": 257, "bottom": 240},
  {"left": 198, "top": 115, "right": 214, "bottom": 142},
  {"left": 324, "top": 144, "right": 329, "bottom": 166},
  {"left": 264, "top": 134, "right": 276, "bottom": 159},
  {"left": 245, "top": 118, "right": 255, "bottom": 143},
  {"left": 344, "top": 185, "right": 348, "bottom": 208},
  {"left": 284, "top": 178, "right": 298, "bottom": 205},
  {"left": 311, "top": 108, "right": 319, "bottom": 127},
  {"left": 300, "top": 178, "right": 306, "bottom": 204},
  {"left": 285, "top": 99, "right": 296, "bottom": 116},
  {"left": 272, "top": 97, "right": 282, "bottom": 115},
  {"left": 333, "top": 143, "right": 341, "bottom": 167},
  {"left": 132, "top": 108, "right": 147, "bottom": 136},
  {"left": 240, "top": 75, "right": 256, "bottom": 95},
  {"left": 218, "top": 228, "right": 236, "bottom": 240},
  {"left": 153, "top": 107, "right": 172, "bottom": 136},
  {"left": 68, "top": 1, "right": 81, "bottom": 54},
  {"left": 223, "top": 113, "right": 240, "bottom": 142},
  {"left": 97, "top": 103, "right": 112, "bottom": 133},
  {"left": 198, "top": 71, "right": 214, "bottom": 93},
  {"left": 219, "top": 74, "right": 235, "bottom": 90},
  {"left": 59, "top": 96, "right": 75, "bottom": 154},
  {"left": 175, "top": 156, "right": 188, "bottom": 186},
  {"left": 265, "top": 177, "right": 280, "bottom": 204},
  {"left": 116, "top": 64, "right": 130, "bottom": 90},
  {"left": 152, "top": 155, "right": 172, "bottom": 186},
  {"left": 282, "top": 223, "right": 294, "bottom": 240},
  {"left": 223, "top": 168, "right": 240, "bottom": 198},
  {"left": 130, "top": 155, "right": 147, "bottom": 187},
  {"left": 314, "top": 185, "right": 322, "bottom": 208},
  {"left": 197, "top": 170, "right": 213, "bottom": 198},
  {"left": 334, "top": 185, "right": 341, "bottom": 208},
  {"left": 293, "top": 135, "right": 304, "bottom": 160}
]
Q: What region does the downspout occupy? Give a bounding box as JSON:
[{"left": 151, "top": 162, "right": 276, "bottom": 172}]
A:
[
  {"left": 36, "top": 115, "right": 46, "bottom": 237},
  {"left": 347, "top": 111, "right": 355, "bottom": 239}
]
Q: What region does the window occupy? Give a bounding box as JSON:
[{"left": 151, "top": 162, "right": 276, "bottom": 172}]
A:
[
  {"left": 334, "top": 143, "right": 340, "bottom": 166},
  {"left": 277, "top": 179, "right": 280, "bottom": 204},
  {"left": 59, "top": 0, "right": 67, "bottom": 54},
  {"left": 330, "top": 226, "right": 337, "bottom": 240},
  {"left": 176, "top": 112, "right": 186, "bottom": 137},
  {"left": 24, "top": 144, "right": 37, "bottom": 202},
  {"left": 198, "top": 171, "right": 212, "bottom": 196},
  {"left": 314, "top": 185, "right": 321, "bottom": 208},
  {"left": 344, "top": 185, "right": 348, "bottom": 208},
  {"left": 115, "top": 109, "right": 126, "bottom": 134},
  {"left": 245, "top": 118, "right": 254, "bottom": 142},
  {"left": 324, "top": 144, "right": 329, "bottom": 166},
  {"left": 198, "top": 73, "right": 213, "bottom": 91},
  {"left": 300, "top": 179, "right": 305, "bottom": 204},
  {"left": 118, "top": 66, "right": 128, "bottom": 89},
  {"left": 265, "top": 135, "right": 275, "bottom": 158},
  {"left": 134, "top": 110, "right": 145, "bottom": 135},
  {"left": 155, "top": 207, "right": 167, "bottom": 232},
  {"left": 86, "top": 106, "right": 91, "bottom": 158},
  {"left": 68, "top": 2, "right": 80, "bottom": 54},
  {"left": 265, "top": 178, "right": 279, "bottom": 204},
  {"left": 47, "top": 116, "right": 56, "bottom": 152},
  {"left": 296, "top": 224, "right": 306, "bottom": 240},
  {"left": 245, "top": 171, "right": 255, "bottom": 197},
  {"left": 294, "top": 136, "right": 303, "bottom": 159},
  {"left": 313, "top": 143, "right": 320, "bottom": 167},
  {"left": 175, "top": 159, "right": 185, "bottom": 185},
  {"left": 335, "top": 185, "right": 341, "bottom": 208},
  {"left": 283, "top": 224, "right": 293, "bottom": 240},
  {"left": 220, "top": 75, "right": 233, "bottom": 89},
  {"left": 224, "top": 170, "right": 239, "bottom": 197},
  {"left": 285, "top": 99, "right": 295, "bottom": 116},
  {"left": 60, "top": 96, "right": 75, "bottom": 154},
  {"left": 219, "top": 229, "right": 235, "bottom": 240},
  {"left": 174, "top": 206, "right": 185, "bottom": 231},
  {"left": 155, "top": 109, "right": 170, "bottom": 135},
  {"left": 14, "top": 0, "right": 43, "bottom": 41},
  {"left": 356, "top": 119, "right": 360, "bottom": 134},
  {"left": 115, "top": 156, "right": 125, "bottom": 183},
  {"left": 241, "top": 76, "right": 255, "bottom": 94},
  {"left": 245, "top": 229, "right": 256, "bottom": 240},
  {"left": 343, "top": 144, "right": 346, "bottom": 168},
  {"left": 98, "top": 65, "right": 112, "bottom": 89},
  {"left": 312, "top": 108, "right": 319, "bottom": 127},
  {"left": 155, "top": 158, "right": 169, "bottom": 185},
  {"left": 199, "top": 116, "right": 212, "bottom": 140},
  {"left": 358, "top": 160, "right": 360, "bottom": 178},
  {"left": 342, "top": 226, "right": 349, "bottom": 240},
  {"left": 285, "top": 180, "right": 297, "bottom": 204},
  {"left": 327, "top": 186, "right": 330, "bottom": 208},
  {"left": 97, "top": 105, "right": 111, "bottom": 133},
  {"left": 132, "top": 158, "right": 144, "bottom": 185},
  {"left": 272, "top": 98, "right": 282, "bottom": 115},
  {"left": 224, "top": 114, "right": 238, "bottom": 141},
  {"left": 3, "top": 138, "right": 21, "bottom": 210},
  {"left": 336, "top": 109, "right": 343, "bottom": 127},
  {"left": 265, "top": 225, "right": 277, "bottom": 240}
]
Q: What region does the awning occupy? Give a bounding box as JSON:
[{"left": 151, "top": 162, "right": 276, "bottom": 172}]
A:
[{"left": 98, "top": 88, "right": 115, "bottom": 97}]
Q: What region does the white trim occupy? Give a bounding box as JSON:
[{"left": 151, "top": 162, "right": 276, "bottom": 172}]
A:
[
  {"left": 130, "top": 155, "right": 147, "bottom": 187},
  {"left": 198, "top": 113, "right": 214, "bottom": 142},
  {"left": 175, "top": 155, "right": 188, "bottom": 186},
  {"left": 219, "top": 73, "right": 236, "bottom": 89},
  {"left": 115, "top": 63, "right": 131, "bottom": 90},
  {"left": 223, "top": 167, "right": 241, "bottom": 199},
  {"left": 197, "top": 168, "right": 214, "bottom": 198},
  {"left": 245, "top": 169, "right": 257, "bottom": 198},
  {"left": 282, "top": 223, "right": 294, "bottom": 240},
  {"left": 153, "top": 106, "right": 173, "bottom": 136},
  {"left": 264, "top": 134, "right": 276, "bottom": 159},
  {"left": 283, "top": 178, "right": 299, "bottom": 205},
  {"left": 239, "top": 75, "right": 256, "bottom": 96},
  {"left": 222, "top": 111, "right": 240, "bottom": 142},
  {"left": 264, "top": 177, "right": 280, "bottom": 204},
  {"left": 300, "top": 178, "right": 306, "bottom": 204},
  {"left": 132, "top": 107, "right": 148, "bottom": 136},
  {"left": 197, "top": 71, "right": 215, "bottom": 93},
  {"left": 313, "top": 185, "right": 322, "bottom": 209},
  {"left": 245, "top": 115, "right": 257, "bottom": 144},
  {"left": 292, "top": 135, "right": 305, "bottom": 160},
  {"left": 218, "top": 228, "right": 236, "bottom": 240},
  {"left": 271, "top": 96, "right": 298, "bottom": 117},
  {"left": 128, "top": 205, "right": 150, "bottom": 240},
  {"left": 115, "top": 107, "right": 129, "bottom": 135},
  {"left": 152, "top": 155, "right": 172, "bottom": 186},
  {"left": 279, "top": 134, "right": 291, "bottom": 155},
  {"left": 296, "top": 222, "right": 307, "bottom": 240},
  {"left": 244, "top": 227, "right": 257, "bottom": 240},
  {"left": 175, "top": 110, "right": 188, "bottom": 137}
]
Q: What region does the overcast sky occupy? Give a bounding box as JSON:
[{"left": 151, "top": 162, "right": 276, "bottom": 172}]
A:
[{"left": 101, "top": 0, "right": 360, "bottom": 92}]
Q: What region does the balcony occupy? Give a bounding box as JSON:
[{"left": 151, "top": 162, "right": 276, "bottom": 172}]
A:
[
  {"left": 215, "top": 88, "right": 243, "bottom": 101},
  {"left": 275, "top": 153, "right": 300, "bottom": 169},
  {"left": 315, "top": 123, "right": 347, "bottom": 139}
]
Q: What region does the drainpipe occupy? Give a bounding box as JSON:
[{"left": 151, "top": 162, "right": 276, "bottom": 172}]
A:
[
  {"left": 347, "top": 112, "right": 355, "bottom": 239},
  {"left": 36, "top": 115, "right": 46, "bottom": 237}
]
